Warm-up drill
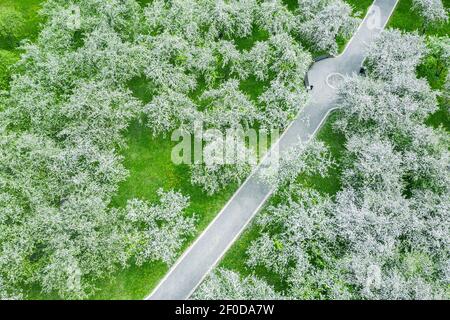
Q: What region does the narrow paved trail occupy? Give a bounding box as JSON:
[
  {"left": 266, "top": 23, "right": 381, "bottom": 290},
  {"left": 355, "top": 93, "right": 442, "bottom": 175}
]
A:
[{"left": 147, "top": 0, "right": 399, "bottom": 300}]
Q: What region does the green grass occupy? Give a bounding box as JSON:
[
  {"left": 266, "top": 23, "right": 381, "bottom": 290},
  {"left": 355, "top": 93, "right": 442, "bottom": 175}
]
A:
[
  {"left": 90, "top": 123, "right": 237, "bottom": 299},
  {"left": 0, "top": 0, "right": 43, "bottom": 89},
  {"left": 234, "top": 27, "right": 269, "bottom": 51},
  {"left": 0, "top": 49, "right": 19, "bottom": 89},
  {"left": 0, "top": 0, "right": 43, "bottom": 49},
  {"left": 388, "top": 0, "right": 450, "bottom": 37},
  {"left": 219, "top": 224, "right": 288, "bottom": 293},
  {"left": 426, "top": 97, "right": 449, "bottom": 131},
  {"left": 136, "top": 0, "right": 152, "bottom": 7},
  {"left": 282, "top": 0, "right": 299, "bottom": 12},
  {"left": 387, "top": 0, "right": 450, "bottom": 131},
  {"left": 345, "top": 0, "right": 375, "bottom": 14},
  {"left": 218, "top": 112, "right": 346, "bottom": 292}
]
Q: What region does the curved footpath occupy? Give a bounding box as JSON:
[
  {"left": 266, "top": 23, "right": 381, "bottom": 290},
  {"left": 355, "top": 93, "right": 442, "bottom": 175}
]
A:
[{"left": 147, "top": 0, "right": 399, "bottom": 300}]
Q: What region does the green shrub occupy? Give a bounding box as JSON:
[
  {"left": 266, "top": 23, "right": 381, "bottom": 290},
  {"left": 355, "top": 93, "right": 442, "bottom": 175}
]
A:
[
  {"left": 0, "top": 49, "right": 19, "bottom": 90},
  {"left": 0, "top": 6, "right": 26, "bottom": 49}
]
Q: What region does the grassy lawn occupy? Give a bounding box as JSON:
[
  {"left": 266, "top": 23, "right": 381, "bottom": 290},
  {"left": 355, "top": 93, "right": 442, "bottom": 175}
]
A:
[
  {"left": 0, "top": 0, "right": 43, "bottom": 89},
  {"left": 0, "top": 0, "right": 43, "bottom": 48},
  {"left": 388, "top": 0, "right": 450, "bottom": 36},
  {"left": 0, "top": 49, "right": 19, "bottom": 89},
  {"left": 90, "top": 122, "right": 238, "bottom": 299},
  {"left": 427, "top": 97, "right": 450, "bottom": 131},
  {"left": 388, "top": 0, "right": 450, "bottom": 131},
  {"left": 136, "top": 0, "right": 152, "bottom": 7},
  {"left": 218, "top": 112, "right": 346, "bottom": 292}
]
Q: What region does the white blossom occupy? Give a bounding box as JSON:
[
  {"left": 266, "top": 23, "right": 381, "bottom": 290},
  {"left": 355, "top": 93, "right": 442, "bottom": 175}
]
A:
[
  {"left": 365, "top": 29, "right": 428, "bottom": 80},
  {"left": 412, "top": 0, "right": 448, "bottom": 30},
  {"left": 297, "top": 0, "right": 359, "bottom": 55},
  {"left": 123, "top": 189, "right": 196, "bottom": 265},
  {"left": 193, "top": 268, "right": 281, "bottom": 300}
]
